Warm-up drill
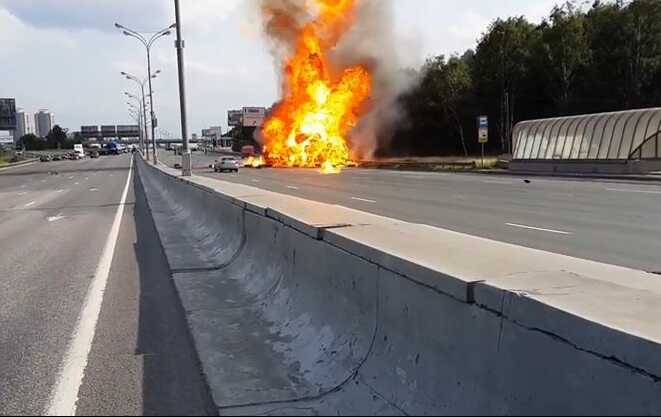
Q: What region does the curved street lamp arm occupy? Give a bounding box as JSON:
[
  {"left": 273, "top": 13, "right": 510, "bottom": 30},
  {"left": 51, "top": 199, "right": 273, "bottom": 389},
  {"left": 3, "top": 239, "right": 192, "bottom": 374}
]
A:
[
  {"left": 115, "top": 23, "right": 148, "bottom": 47},
  {"left": 148, "top": 27, "right": 174, "bottom": 48}
]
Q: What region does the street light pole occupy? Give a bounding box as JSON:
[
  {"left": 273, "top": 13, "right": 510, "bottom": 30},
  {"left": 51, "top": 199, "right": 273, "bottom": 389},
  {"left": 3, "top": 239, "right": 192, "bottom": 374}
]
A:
[
  {"left": 122, "top": 72, "right": 158, "bottom": 160},
  {"left": 122, "top": 73, "right": 151, "bottom": 160},
  {"left": 174, "top": 0, "right": 191, "bottom": 176},
  {"left": 146, "top": 49, "right": 157, "bottom": 164},
  {"left": 126, "top": 93, "right": 145, "bottom": 153},
  {"left": 127, "top": 108, "right": 144, "bottom": 151},
  {"left": 115, "top": 22, "right": 174, "bottom": 165}
]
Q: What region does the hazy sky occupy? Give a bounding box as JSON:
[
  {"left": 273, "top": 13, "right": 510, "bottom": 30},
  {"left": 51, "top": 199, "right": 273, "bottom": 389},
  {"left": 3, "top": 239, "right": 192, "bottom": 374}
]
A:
[{"left": 0, "top": 0, "right": 558, "bottom": 137}]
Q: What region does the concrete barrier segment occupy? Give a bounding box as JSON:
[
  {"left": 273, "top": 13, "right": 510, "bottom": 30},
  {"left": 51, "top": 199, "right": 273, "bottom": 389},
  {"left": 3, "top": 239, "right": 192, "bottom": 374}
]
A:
[{"left": 138, "top": 158, "right": 245, "bottom": 272}]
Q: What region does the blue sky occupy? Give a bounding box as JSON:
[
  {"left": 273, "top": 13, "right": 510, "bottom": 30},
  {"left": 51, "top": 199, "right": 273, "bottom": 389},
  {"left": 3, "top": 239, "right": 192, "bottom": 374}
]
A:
[{"left": 0, "top": 0, "right": 558, "bottom": 136}]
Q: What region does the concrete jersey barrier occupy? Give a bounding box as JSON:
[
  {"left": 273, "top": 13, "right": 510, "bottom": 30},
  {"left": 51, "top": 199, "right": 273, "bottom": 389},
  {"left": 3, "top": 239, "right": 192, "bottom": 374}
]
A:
[{"left": 137, "top": 157, "right": 661, "bottom": 416}]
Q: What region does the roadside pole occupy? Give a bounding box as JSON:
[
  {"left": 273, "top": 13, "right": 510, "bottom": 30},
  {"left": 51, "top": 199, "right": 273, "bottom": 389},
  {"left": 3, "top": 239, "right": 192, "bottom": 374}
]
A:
[
  {"left": 174, "top": 0, "right": 191, "bottom": 176},
  {"left": 478, "top": 115, "right": 489, "bottom": 169}
]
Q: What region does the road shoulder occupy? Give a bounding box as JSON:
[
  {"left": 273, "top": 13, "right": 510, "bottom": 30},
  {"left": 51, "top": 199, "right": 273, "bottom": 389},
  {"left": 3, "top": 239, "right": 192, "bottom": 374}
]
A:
[{"left": 76, "top": 169, "right": 215, "bottom": 416}]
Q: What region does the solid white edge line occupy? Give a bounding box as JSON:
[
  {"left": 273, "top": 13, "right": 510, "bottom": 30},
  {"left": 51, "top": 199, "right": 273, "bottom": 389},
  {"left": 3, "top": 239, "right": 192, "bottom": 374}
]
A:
[
  {"left": 606, "top": 188, "right": 661, "bottom": 195},
  {"left": 352, "top": 197, "right": 377, "bottom": 204},
  {"left": 506, "top": 222, "right": 573, "bottom": 235},
  {"left": 0, "top": 161, "right": 37, "bottom": 172},
  {"left": 287, "top": 186, "right": 299, "bottom": 190},
  {"left": 46, "top": 157, "right": 134, "bottom": 416}
]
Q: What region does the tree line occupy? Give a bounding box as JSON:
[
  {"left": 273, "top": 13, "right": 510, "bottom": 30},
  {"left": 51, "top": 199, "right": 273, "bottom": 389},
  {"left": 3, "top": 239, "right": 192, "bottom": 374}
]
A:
[
  {"left": 383, "top": 0, "right": 661, "bottom": 157},
  {"left": 17, "top": 126, "right": 82, "bottom": 151}
]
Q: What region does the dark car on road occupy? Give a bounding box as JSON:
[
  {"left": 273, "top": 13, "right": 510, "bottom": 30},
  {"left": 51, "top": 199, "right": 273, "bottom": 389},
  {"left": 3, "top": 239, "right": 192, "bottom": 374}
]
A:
[
  {"left": 40, "top": 155, "right": 51, "bottom": 162},
  {"left": 52, "top": 154, "right": 62, "bottom": 161},
  {"left": 90, "top": 151, "right": 100, "bottom": 159}
]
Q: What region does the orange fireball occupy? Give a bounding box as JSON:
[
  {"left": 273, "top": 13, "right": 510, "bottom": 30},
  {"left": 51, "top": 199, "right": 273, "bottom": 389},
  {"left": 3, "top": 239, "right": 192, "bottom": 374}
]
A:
[{"left": 261, "top": 0, "right": 372, "bottom": 173}]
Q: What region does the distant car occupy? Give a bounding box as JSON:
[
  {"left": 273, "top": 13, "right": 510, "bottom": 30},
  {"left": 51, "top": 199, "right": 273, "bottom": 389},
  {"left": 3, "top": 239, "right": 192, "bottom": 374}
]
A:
[
  {"left": 214, "top": 157, "right": 240, "bottom": 173},
  {"left": 70, "top": 153, "right": 82, "bottom": 160},
  {"left": 40, "top": 155, "right": 51, "bottom": 162},
  {"left": 52, "top": 154, "right": 62, "bottom": 161},
  {"left": 90, "top": 151, "right": 100, "bottom": 159}
]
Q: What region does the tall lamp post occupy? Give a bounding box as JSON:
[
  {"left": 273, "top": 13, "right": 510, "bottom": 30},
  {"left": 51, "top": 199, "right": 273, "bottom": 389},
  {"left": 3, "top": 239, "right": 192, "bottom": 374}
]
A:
[
  {"left": 122, "top": 72, "right": 159, "bottom": 160},
  {"left": 127, "top": 107, "right": 144, "bottom": 151},
  {"left": 126, "top": 99, "right": 145, "bottom": 152},
  {"left": 126, "top": 93, "right": 144, "bottom": 148},
  {"left": 115, "top": 22, "right": 174, "bottom": 164},
  {"left": 174, "top": 0, "right": 191, "bottom": 176}
]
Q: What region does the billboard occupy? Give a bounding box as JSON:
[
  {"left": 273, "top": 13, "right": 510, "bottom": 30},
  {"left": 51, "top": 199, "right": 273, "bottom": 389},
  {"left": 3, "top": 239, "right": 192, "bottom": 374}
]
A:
[
  {"left": 0, "top": 98, "right": 17, "bottom": 131},
  {"left": 228, "top": 110, "right": 242, "bottom": 127},
  {"left": 242, "top": 107, "right": 266, "bottom": 128},
  {"left": 117, "top": 125, "right": 140, "bottom": 137},
  {"left": 202, "top": 126, "right": 223, "bottom": 139},
  {"left": 81, "top": 125, "right": 100, "bottom": 138},
  {"left": 101, "top": 125, "right": 117, "bottom": 136}
]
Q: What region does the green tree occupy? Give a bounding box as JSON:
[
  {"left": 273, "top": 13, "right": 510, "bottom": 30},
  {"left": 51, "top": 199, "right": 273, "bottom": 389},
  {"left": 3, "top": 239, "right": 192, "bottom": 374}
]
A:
[
  {"left": 536, "top": 3, "right": 589, "bottom": 113},
  {"left": 623, "top": 0, "right": 661, "bottom": 106},
  {"left": 581, "top": 1, "right": 629, "bottom": 111},
  {"left": 474, "top": 17, "right": 538, "bottom": 154},
  {"left": 423, "top": 55, "right": 473, "bottom": 156},
  {"left": 46, "top": 125, "right": 68, "bottom": 149},
  {"left": 18, "top": 134, "right": 46, "bottom": 151}
]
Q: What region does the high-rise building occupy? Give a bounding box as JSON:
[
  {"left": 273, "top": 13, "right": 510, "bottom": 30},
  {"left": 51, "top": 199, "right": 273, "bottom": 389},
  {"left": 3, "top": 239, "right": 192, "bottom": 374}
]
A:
[
  {"left": 14, "top": 110, "right": 35, "bottom": 142},
  {"left": 34, "top": 110, "right": 55, "bottom": 138}
]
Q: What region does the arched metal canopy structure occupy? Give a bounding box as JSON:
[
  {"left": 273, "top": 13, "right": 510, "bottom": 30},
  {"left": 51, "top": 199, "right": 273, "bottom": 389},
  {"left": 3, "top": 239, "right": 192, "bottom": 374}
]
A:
[{"left": 512, "top": 108, "right": 661, "bottom": 161}]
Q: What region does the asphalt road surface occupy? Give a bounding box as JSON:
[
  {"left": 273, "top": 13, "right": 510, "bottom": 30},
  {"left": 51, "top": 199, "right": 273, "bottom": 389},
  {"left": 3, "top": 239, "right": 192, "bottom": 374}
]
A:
[
  {"left": 0, "top": 155, "right": 214, "bottom": 416},
  {"left": 162, "top": 151, "right": 661, "bottom": 272}
]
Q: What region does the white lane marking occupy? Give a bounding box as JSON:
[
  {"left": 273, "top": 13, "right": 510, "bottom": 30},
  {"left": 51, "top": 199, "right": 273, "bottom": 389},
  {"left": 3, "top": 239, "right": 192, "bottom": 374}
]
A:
[
  {"left": 74, "top": 182, "right": 79, "bottom": 185},
  {"left": 24, "top": 201, "right": 36, "bottom": 208},
  {"left": 287, "top": 186, "right": 299, "bottom": 190},
  {"left": 90, "top": 188, "right": 98, "bottom": 192},
  {"left": 47, "top": 214, "right": 65, "bottom": 223},
  {"left": 0, "top": 161, "right": 36, "bottom": 172},
  {"left": 397, "top": 171, "right": 449, "bottom": 177},
  {"left": 18, "top": 191, "right": 28, "bottom": 196},
  {"left": 351, "top": 197, "right": 377, "bottom": 204},
  {"left": 68, "top": 176, "right": 75, "bottom": 180},
  {"left": 46, "top": 157, "right": 133, "bottom": 417},
  {"left": 57, "top": 189, "right": 65, "bottom": 193},
  {"left": 606, "top": 188, "right": 661, "bottom": 195},
  {"left": 482, "top": 179, "right": 515, "bottom": 185},
  {"left": 506, "top": 223, "right": 573, "bottom": 235}
]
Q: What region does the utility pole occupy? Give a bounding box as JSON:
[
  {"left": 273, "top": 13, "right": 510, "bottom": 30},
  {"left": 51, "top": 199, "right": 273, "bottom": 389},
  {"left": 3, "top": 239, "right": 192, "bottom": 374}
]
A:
[{"left": 174, "top": 0, "right": 191, "bottom": 176}]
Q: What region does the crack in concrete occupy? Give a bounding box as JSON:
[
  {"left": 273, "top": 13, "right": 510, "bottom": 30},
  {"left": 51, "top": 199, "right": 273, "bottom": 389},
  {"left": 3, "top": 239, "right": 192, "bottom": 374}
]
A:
[
  {"left": 477, "top": 302, "right": 661, "bottom": 384},
  {"left": 217, "top": 265, "right": 382, "bottom": 413}
]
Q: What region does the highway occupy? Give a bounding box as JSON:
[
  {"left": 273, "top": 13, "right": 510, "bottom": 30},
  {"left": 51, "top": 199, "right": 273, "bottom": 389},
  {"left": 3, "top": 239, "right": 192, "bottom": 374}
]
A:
[
  {"left": 0, "top": 155, "right": 214, "bottom": 416},
  {"left": 162, "top": 151, "right": 661, "bottom": 272}
]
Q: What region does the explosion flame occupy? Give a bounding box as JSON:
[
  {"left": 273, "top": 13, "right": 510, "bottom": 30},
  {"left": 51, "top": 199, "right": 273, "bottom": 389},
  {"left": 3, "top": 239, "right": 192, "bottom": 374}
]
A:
[{"left": 261, "top": 0, "right": 372, "bottom": 173}]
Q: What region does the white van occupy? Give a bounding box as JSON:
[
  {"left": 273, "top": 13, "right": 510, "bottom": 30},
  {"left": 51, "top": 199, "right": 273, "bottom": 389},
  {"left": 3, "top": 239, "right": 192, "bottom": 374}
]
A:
[{"left": 74, "top": 144, "right": 85, "bottom": 159}]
